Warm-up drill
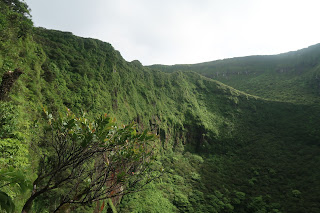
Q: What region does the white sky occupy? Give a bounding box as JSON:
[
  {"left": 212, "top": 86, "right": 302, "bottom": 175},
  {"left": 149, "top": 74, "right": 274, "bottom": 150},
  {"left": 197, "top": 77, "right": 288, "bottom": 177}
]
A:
[{"left": 24, "top": 0, "right": 320, "bottom": 65}]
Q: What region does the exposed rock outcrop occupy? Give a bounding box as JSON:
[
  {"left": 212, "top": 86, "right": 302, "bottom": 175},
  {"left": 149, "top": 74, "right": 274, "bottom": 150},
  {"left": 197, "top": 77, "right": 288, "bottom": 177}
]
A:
[{"left": 0, "top": 68, "right": 23, "bottom": 100}]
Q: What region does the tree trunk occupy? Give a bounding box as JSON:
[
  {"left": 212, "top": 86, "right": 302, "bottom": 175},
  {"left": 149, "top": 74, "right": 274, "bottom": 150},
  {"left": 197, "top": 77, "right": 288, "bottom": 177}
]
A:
[
  {"left": 21, "top": 185, "right": 47, "bottom": 213},
  {"left": 21, "top": 194, "right": 37, "bottom": 213}
]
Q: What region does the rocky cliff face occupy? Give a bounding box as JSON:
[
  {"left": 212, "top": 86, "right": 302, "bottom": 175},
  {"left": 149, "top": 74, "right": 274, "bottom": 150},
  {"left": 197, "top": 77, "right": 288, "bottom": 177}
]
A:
[{"left": 0, "top": 68, "right": 23, "bottom": 100}]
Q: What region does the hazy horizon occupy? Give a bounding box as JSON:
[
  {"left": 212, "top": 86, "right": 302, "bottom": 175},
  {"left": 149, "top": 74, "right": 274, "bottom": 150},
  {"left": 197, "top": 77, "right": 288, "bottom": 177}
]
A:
[{"left": 25, "top": 0, "right": 320, "bottom": 65}]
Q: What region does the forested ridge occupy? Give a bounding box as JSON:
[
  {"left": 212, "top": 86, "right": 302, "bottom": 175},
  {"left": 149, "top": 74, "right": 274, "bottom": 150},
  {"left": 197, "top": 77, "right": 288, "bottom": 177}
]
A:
[
  {"left": 1, "top": 1, "right": 320, "bottom": 212},
  {"left": 150, "top": 44, "right": 320, "bottom": 104}
]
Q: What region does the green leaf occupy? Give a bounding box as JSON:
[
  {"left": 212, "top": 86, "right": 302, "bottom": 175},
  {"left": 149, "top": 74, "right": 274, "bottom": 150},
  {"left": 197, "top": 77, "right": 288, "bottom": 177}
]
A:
[
  {"left": 0, "top": 191, "right": 15, "bottom": 213},
  {"left": 0, "top": 167, "right": 32, "bottom": 193},
  {"left": 66, "top": 118, "right": 76, "bottom": 129}
]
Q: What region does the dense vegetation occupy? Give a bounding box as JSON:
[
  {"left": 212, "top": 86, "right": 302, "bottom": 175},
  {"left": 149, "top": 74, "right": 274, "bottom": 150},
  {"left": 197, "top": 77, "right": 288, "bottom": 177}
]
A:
[
  {"left": 1, "top": 1, "right": 320, "bottom": 212},
  {"left": 150, "top": 46, "right": 320, "bottom": 104}
]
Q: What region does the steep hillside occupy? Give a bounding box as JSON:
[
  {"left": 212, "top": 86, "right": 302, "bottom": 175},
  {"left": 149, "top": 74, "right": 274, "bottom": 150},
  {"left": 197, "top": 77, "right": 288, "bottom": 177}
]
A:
[
  {"left": 1, "top": 1, "right": 320, "bottom": 212},
  {"left": 150, "top": 45, "right": 320, "bottom": 104}
]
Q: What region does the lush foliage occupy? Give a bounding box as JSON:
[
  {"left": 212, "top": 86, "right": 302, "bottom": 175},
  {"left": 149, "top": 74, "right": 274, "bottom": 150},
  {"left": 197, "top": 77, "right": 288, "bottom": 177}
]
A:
[
  {"left": 21, "top": 109, "right": 158, "bottom": 212},
  {"left": 1, "top": 1, "right": 320, "bottom": 212},
  {"left": 150, "top": 45, "right": 320, "bottom": 104}
]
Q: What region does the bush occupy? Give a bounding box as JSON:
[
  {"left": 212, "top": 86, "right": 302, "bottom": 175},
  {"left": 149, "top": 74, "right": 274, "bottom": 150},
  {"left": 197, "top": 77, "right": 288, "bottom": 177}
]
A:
[{"left": 22, "top": 109, "right": 159, "bottom": 212}]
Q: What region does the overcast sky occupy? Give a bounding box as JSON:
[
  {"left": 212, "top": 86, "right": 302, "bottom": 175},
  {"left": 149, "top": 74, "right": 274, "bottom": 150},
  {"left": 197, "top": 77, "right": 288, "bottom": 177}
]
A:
[{"left": 24, "top": 0, "right": 320, "bottom": 65}]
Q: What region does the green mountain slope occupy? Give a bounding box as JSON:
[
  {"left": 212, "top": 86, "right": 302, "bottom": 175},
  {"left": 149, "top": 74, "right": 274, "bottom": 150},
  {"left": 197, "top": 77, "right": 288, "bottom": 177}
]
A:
[
  {"left": 150, "top": 45, "right": 320, "bottom": 104},
  {"left": 1, "top": 1, "right": 320, "bottom": 212},
  {"left": 32, "top": 30, "right": 320, "bottom": 212}
]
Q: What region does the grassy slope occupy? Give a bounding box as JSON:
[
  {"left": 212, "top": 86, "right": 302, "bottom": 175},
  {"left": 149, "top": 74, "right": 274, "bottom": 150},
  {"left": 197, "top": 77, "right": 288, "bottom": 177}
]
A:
[
  {"left": 150, "top": 44, "right": 320, "bottom": 104},
  {"left": 1, "top": 4, "right": 319, "bottom": 212},
  {"left": 31, "top": 29, "right": 320, "bottom": 212}
]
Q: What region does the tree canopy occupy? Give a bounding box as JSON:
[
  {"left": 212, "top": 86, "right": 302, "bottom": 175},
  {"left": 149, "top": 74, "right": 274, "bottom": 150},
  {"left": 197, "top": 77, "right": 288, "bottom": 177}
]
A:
[{"left": 21, "top": 109, "right": 160, "bottom": 212}]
